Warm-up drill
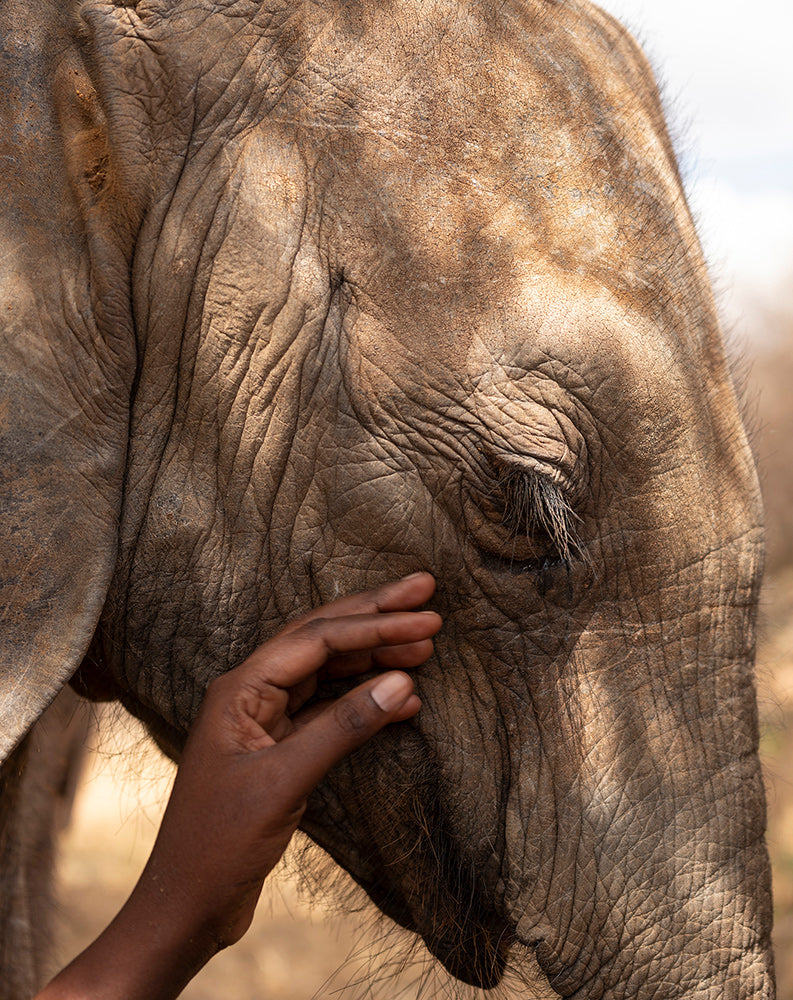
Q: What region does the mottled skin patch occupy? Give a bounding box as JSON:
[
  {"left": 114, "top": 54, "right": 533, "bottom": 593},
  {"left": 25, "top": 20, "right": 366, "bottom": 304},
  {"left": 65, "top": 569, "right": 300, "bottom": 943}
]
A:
[{"left": 0, "top": 0, "right": 773, "bottom": 997}]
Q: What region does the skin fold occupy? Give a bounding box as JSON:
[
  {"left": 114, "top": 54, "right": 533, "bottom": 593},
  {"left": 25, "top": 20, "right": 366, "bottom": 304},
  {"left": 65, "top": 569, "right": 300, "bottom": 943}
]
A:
[{"left": 0, "top": 0, "right": 773, "bottom": 996}]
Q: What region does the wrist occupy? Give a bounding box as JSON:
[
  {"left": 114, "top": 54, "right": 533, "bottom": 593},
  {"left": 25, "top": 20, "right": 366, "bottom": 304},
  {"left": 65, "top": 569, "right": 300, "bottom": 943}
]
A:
[{"left": 119, "top": 863, "right": 225, "bottom": 974}]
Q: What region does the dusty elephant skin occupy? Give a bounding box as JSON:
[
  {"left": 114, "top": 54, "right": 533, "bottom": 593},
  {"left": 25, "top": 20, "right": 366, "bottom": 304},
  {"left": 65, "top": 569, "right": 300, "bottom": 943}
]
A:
[{"left": 0, "top": 0, "right": 773, "bottom": 996}]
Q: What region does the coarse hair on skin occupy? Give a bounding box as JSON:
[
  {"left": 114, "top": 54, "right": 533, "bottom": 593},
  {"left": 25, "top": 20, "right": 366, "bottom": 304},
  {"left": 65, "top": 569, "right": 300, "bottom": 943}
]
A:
[
  {"left": 280, "top": 832, "right": 560, "bottom": 1000},
  {"left": 498, "top": 467, "right": 582, "bottom": 566},
  {"left": 280, "top": 745, "right": 559, "bottom": 998}
]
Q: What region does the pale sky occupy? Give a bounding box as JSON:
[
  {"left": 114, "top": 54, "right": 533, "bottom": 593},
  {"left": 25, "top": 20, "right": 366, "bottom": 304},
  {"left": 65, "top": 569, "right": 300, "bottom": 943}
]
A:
[{"left": 594, "top": 0, "right": 793, "bottom": 316}]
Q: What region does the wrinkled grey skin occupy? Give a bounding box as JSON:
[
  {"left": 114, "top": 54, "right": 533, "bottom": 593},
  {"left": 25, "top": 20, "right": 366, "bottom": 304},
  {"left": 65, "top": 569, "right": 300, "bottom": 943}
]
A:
[{"left": 0, "top": 0, "right": 773, "bottom": 996}]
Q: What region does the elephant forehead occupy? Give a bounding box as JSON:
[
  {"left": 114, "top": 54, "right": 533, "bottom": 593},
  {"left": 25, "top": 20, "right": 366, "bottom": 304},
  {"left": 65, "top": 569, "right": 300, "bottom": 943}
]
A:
[
  {"left": 122, "top": 0, "right": 701, "bottom": 346},
  {"left": 304, "top": 13, "right": 693, "bottom": 315},
  {"left": 122, "top": 0, "right": 726, "bottom": 480}
]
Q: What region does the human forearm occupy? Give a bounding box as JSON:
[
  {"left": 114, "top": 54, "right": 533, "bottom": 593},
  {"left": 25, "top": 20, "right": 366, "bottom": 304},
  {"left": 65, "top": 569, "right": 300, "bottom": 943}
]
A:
[{"left": 36, "top": 871, "right": 220, "bottom": 1000}]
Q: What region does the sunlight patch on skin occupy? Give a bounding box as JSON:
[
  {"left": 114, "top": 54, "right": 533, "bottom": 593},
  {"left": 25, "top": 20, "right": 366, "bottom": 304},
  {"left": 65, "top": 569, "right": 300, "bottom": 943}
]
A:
[{"left": 465, "top": 336, "right": 588, "bottom": 496}]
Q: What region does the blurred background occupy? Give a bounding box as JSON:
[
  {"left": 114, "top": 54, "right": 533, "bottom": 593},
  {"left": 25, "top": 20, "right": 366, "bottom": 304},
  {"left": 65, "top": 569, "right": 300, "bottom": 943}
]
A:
[{"left": 52, "top": 1, "right": 793, "bottom": 995}]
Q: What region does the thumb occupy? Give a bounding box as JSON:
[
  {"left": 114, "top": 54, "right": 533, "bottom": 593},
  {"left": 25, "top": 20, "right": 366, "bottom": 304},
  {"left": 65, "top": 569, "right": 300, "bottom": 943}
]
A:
[{"left": 276, "top": 672, "right": 420, "bottom": 799}]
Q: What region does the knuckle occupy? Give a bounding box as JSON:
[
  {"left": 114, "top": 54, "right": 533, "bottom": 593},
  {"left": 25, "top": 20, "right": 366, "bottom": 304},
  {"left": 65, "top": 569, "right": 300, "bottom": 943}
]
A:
[
  {"left": 295, "top": 617, "right": 330, "bottom": 640},
  {"left": 333, "top": 697, "right": 371, "bottom": 736}
]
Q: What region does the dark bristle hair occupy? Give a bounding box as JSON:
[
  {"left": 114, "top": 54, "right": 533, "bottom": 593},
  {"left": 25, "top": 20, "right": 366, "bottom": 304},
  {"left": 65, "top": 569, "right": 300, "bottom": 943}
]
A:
[{"left": 498, "top": 468, "right": 581, "bottom": 563}]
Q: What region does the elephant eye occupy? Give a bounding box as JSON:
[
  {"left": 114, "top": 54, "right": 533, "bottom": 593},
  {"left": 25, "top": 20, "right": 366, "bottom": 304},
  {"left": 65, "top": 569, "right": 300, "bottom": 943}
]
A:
[
  {"left": 498, "top": 467, "right": 580, "bottom": 563},
  {"left": 468, "top": 461, "right": 585, "bottom": 577}
]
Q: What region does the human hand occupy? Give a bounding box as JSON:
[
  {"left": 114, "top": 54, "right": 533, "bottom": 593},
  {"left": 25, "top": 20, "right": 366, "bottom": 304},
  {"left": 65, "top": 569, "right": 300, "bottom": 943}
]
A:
[
  {"left": 36, "top": 573, "right": 440, "bottom": 1000},
  {"left": 144, "top": 571, "right": 441, "bottom": 950}
]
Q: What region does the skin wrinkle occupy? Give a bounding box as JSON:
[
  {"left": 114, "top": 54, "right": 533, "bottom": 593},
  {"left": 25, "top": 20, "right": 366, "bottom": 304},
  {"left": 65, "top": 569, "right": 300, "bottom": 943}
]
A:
[
  {"left": 120, "top": 129, "right": 322, "bottom": 692},
  {"left": 1, "top": 0, "right": 772, "bottom": 994},
  {"left": 350, "top": 339, "right": 591, "bottom": 513},
  {"left": 568, "top": 620, "right": 756, "bottom": 988}
]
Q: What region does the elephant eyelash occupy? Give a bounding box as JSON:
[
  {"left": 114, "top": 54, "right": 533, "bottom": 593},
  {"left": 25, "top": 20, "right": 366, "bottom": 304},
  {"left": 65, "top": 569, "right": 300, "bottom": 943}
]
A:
[{"left": 495, "top": 466, "right": 583, "bottom": 565}]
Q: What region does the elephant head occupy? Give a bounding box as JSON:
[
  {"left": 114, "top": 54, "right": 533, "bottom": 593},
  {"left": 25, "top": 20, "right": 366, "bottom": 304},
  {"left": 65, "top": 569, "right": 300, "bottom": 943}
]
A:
[{"left": 0, "top": 0, "right": 773, "bottom": 996}]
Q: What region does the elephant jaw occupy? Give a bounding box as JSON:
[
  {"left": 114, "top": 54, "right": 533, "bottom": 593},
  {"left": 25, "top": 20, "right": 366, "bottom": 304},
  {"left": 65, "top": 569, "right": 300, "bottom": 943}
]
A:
[
  {"left": 299, "top": 728, "right": 517, "bottom": 990},
  {"left": 300, "top": 808, "right": 513, "bottom": 989}
]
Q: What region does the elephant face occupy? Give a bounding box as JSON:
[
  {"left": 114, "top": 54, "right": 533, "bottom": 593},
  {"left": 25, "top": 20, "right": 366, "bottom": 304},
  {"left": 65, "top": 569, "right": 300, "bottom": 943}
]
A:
[{"left": 0, "top": 0, "right": 772, "bottom": 995}]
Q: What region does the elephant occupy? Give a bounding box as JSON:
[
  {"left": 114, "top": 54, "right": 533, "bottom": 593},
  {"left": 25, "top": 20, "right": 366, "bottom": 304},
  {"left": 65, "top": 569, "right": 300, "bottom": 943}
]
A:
[{"left": 0, "top": 0, "right": 774, "bottom": 996}]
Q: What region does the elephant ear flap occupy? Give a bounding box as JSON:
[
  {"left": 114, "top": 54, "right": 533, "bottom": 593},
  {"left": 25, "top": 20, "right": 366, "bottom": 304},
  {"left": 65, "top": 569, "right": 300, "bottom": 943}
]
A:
[{"left": 0, "top": 14, "right": 134, "bottom": 761}]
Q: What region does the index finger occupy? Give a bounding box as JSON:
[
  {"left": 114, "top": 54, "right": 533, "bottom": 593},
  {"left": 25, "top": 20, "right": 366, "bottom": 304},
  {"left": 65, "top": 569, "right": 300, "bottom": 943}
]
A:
[
  {"left": 233, "top": 610, "right": 442, "bottom": 691},
  {"left": 279, "top": 573, "right": 436, "bottom": 637}
]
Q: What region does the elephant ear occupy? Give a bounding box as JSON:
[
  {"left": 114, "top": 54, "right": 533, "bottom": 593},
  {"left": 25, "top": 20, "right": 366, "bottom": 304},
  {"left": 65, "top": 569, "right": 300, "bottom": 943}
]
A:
[{"left": 0, "top": 0, "right": 135, "bottom": 760}]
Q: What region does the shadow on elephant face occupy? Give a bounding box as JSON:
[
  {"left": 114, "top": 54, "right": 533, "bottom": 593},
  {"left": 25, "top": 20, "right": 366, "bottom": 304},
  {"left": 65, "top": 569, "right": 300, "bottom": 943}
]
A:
[{"left": 0, "top": 0, "right": 772, "bottom": 995}]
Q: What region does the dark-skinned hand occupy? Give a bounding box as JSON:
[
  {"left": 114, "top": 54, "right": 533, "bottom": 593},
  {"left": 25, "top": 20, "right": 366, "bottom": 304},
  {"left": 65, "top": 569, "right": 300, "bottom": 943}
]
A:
[{"left": 36, "top": 572, "right": 440, "bottom": 1000}]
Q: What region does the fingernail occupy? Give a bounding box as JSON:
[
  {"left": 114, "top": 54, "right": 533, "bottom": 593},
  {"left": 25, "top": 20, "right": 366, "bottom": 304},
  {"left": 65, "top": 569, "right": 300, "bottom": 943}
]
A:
[
  {"left": 400, "top": 571, "right": 426, "bottom": 581},
  {"left": 371, "top": 673, "right": 412, "bottom": 712}
]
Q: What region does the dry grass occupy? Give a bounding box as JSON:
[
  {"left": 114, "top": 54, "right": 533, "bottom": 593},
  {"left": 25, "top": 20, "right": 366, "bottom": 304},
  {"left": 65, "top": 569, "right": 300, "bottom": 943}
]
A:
[
  {"left": 759, "top": 568, "right": 793, "bottom": 995},
  {"left": 740, "top": 289, "right": 793, "bottom": 575}
]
